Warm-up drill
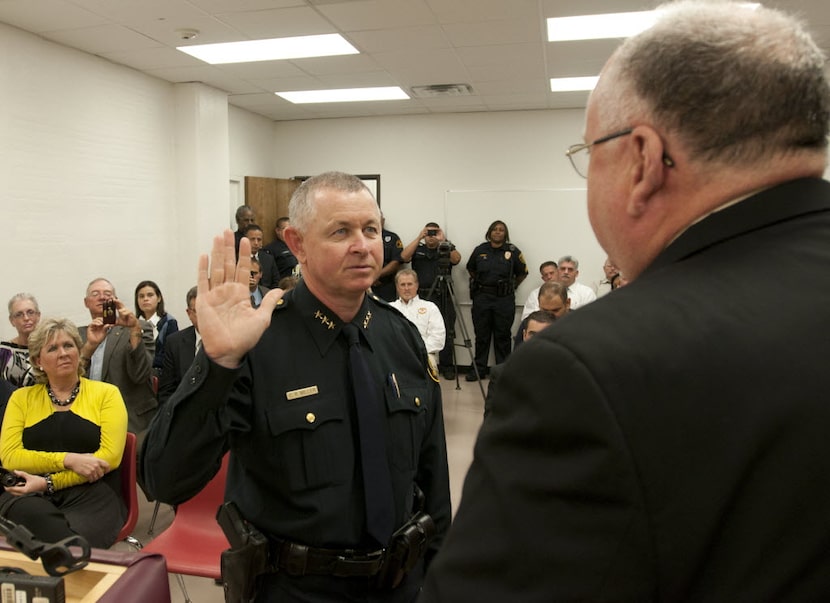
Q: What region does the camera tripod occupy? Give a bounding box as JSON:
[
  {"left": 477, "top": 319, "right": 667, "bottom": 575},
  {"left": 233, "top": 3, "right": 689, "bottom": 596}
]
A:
[{"left": 425, "top": 271, "right": 486, "bottom": 401}]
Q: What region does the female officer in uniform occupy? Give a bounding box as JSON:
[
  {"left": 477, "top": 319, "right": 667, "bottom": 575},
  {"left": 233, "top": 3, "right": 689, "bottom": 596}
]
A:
[{"left": 465, "top": 220, "right": 527, "bottom": 381}]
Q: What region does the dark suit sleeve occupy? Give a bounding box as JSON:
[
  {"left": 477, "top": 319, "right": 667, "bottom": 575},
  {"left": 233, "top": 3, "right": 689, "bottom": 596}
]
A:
[
  {"left": 125, "top": 322, "right": 154, "bottom": 384},
  {"left": 421, "top": 337, "right": 655, "bottom": 602},
  {"left": 157, "top": 338, "right": 180, "bottom": 406}
]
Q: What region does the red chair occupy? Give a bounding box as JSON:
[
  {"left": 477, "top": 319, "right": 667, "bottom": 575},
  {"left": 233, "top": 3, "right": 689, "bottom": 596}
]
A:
[
  {"left": 141, "top": 453, "right": 230, "bottom": 602},
  {"left": 116, "top": 432, "right": 142, "bottom": 549}
]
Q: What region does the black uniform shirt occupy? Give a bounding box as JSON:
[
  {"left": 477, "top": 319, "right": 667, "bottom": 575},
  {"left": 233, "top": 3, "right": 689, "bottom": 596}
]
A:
[
  {"left": 261, "top": 238, "right": 298, "bottom": 279},
  {"left": 411, "top": 242, "right": 457, "bottom": 289},
  {"left": 140, "top": 280, "right": 451, "bottom": 553},
  {"left": 466, "top": 241, "right": 528, "bottom": 286}
]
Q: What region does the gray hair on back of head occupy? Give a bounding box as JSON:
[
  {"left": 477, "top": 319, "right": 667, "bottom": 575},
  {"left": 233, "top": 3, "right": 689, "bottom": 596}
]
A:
[{"left": 599, "top": 1, "right": 829, "bottom": 166}]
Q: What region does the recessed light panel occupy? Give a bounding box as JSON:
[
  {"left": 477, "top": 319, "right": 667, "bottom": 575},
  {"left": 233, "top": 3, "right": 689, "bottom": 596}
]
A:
[
  {"left": 550, "top": 77, "right": 599, "bottom": 92},
  {"left": 276, "top": 87, "right": 410, "bottom": 104},
  {"left": 178, "top": 34, "right": 358, "bottom": 64}
]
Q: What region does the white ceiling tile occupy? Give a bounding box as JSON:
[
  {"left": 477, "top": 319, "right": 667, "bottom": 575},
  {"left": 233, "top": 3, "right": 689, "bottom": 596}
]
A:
[
  {"left": 345, "top": 24, "right": 449, "bottom": 54},
  {"left": 43, "top": 24, "right": 162, "bottom": 54},
  {"left": 0, "top": 0, "right": 106, "bottom": 32},
  {"left": 442, "top": 18, "right": 542, "bottom": 47},
  {"left": 217, "top": 6, "right": 336, "bottom": 39},
  {"left": 316, "top": 0, "right": 436, "bottom": 31},
  {"left": 426, "top": 0, "right": 539, "bottom": 24}
]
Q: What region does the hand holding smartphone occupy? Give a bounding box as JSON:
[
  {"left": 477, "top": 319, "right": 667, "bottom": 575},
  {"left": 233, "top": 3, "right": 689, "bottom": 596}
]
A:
[{"left": 102, "top": 299, "right": 117, "bottom": 325}]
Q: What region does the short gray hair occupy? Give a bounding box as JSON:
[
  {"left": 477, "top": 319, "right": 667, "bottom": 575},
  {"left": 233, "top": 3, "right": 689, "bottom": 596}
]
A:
[
  {"left": 395, "top": 268, "right": 419, "bottom": 285},
  {"left": 289, "top": 172, "right": 376, "bottom": 233},
  {"left": 558, "top": 255, "right": 579, "bottom": 269},
  {"left": 7, "top": 293, "right": 39, "bottom": 316},
  {"left": 602, "top": 1, "right": 829, "bottom": 166}
]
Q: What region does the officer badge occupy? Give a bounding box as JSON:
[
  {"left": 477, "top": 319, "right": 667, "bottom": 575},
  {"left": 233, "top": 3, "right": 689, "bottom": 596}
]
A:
[{"left": 504, "top": 251, "right": 512, "bottom": 260}]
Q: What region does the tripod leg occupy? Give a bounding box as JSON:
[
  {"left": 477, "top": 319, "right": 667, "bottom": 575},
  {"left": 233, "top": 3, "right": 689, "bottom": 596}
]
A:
[{"left": 444, "top": 278, "right": 486, "bottom": 402}]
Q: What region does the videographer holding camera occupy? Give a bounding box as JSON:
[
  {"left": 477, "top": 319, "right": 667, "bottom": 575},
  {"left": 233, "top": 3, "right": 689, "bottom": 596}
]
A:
[{"left": 400, "top": 223, "right": 462, "bottom": 380}]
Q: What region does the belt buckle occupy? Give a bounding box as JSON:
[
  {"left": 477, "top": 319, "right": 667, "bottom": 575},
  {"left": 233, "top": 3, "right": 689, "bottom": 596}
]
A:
[{"left": 332, "top": 548, "right": 385, "bottom": 577}]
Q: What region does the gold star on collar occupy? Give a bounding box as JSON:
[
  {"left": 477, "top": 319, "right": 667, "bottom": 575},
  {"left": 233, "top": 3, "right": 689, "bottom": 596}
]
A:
[
  {"left": 362, "top": 310, "right": 372, "bottom": 329},
  {"left": 313, "top": 309, "right": 337, "bottom": 330}
]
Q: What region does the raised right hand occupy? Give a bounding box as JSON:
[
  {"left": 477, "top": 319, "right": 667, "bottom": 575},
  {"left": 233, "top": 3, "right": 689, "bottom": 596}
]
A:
[{"left": 196, "top": 230, "right": 284, "bottom": 368}]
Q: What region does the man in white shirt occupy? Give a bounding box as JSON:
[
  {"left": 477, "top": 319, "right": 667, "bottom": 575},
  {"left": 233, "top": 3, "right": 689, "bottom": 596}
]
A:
[
  {"left": 520, "top": 261, "right": 559, "bottom": 320},
  {"left": 390, "top": 269, "right": 445, "bottom": 368},
  {"left": 558, "top": 255, "right": 597, "bottom": 309}
]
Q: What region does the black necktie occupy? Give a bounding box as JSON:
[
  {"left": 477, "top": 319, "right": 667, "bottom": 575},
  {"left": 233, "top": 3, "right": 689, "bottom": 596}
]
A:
[{"left": 342, "top": 323, "right": 394, "bottom": 545}]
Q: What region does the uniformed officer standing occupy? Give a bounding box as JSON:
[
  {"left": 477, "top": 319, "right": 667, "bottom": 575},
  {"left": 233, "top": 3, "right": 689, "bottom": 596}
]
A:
[
  {"left": 140, "top": 172, "right": 451, "bottom": 602},
  {"left": 373, "top": 216, "right": 404, "bottom": 302},
  {"left": 465, "top": 220, "right": 527, "bottom": 381},
  {"left": 400, "top": 223, "right": 462, "bottom": 380}
]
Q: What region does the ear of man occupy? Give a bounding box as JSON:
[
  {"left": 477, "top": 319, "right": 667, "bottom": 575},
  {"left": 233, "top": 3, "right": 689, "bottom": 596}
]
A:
[{"left": 625, "top": 126, "right": 671, "bottom": 219}]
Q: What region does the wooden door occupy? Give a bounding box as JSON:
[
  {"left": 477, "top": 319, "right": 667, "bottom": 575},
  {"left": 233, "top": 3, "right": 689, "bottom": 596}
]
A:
[{"left": 244, "top": 177, "right": 301, "bottom": 245}]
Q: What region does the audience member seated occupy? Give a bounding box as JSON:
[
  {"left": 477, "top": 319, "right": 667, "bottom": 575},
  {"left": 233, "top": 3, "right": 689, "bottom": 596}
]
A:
[
  {"left": 262, "top": 216, "right": 299, "bottom": 279},
  {"left": 558, "top": 255, "right": 597, "bottom": 309},
  {"left": 390, "top": 269, "right": 446, "bottom": 368},
  {"left": 513, "top": 281, "right": 570, "bottom": 350},
  {"left": 593, "top": 258, "right": 619, "bottom": 298},
  {"left": 134, "top": 280, "right": 178, "bottom": 377},
  {"left": 79, "top": 278, "right": 156, "bottom": 436},
  {"left": 243, "top": 224, "right": 280, "bottom": 288},
  {"left": 1, "top": 293, "right": 41, "bottom": 388},
  {"left": 486, "top": 310, "right": 556, "bottom": 417},
  {"left": 158, "top": 287, "right": 199, "bottom": 406},
  {"left": 0, "top": 317, "right": 127, "bottom": 549},
  {"left": 248, "top": 259, "right": 269, "bottom": 308},
  {"left": 521, "top": 261, "right": 559, "bottom": 320}
]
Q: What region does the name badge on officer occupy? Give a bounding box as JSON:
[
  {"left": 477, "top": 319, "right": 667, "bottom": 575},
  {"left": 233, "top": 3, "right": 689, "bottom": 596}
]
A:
[{"left": 286, "top": 386, "right": 319, "bottom": 400}]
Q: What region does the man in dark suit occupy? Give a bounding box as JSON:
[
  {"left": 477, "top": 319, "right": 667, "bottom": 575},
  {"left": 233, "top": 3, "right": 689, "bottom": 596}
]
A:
[
  {"left": 79, "top": 278, "right": 156, "bottom": 436},
  {"left": 423, "top": 3, "right": 830, "bottom": 601},
  {"left": 262, "top": 216, "right": 298, "bottom": 279},
  {"left": 242, "top": 223, "right": 280, "bottom": 288},
  {"left": 248, "top": 258, "right": 269, "bottom": 308},
  {"left": 158, "top": 286, "right": 199, "bottom": 405}
]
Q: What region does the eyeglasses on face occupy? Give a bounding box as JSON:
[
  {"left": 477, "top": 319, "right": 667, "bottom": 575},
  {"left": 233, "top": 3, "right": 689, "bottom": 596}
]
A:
[
  {"left": 11, "top": 309, "right": 40, "bottom": 320},
  {"left": 565, "top": 128, "right": 675, "bottom": 178}
]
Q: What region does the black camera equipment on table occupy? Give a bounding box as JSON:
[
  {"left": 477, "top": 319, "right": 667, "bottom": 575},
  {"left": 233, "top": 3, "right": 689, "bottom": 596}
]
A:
[{"left": 425, "top": 242, "right": 486, "bottom": 401}]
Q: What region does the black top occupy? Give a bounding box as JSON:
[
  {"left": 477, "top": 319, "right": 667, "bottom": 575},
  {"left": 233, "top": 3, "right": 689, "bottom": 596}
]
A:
[
  {"left": 262, "top": 239, "right": 298, "bottom": 279},
  {"left": 411, "top": 242, "right": 457, "bottom": 289},
  {"left": 141, "top": 280, "right": 451, "bottom": 554},
  {"left": 466, "top": 241, "right": 528, "bottom": 286}
]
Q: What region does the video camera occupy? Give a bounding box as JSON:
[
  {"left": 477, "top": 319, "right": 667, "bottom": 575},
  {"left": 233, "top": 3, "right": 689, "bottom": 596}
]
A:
[{"left": 437, "top": 241, "right": 453, "bottom": 274}]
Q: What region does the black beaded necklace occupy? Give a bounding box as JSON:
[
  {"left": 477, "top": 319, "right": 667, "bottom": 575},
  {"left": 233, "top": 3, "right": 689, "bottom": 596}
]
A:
[{"left": 47, "top": 382, "right": 80, "bottom": 407}]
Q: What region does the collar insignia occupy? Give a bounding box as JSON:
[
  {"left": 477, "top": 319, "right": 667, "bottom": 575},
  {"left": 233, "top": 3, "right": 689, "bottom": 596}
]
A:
[
  {"left": 314, "top": 309, "right": 336, "bottom": 330},
  {"left": 362, "top": 310, "right": 372, "bottom": 329}
]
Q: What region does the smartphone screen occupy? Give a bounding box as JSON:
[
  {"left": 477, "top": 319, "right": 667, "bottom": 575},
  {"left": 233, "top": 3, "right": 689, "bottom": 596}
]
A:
[{"left": 102, "top": 299, "right": 117, "bottom": 324}]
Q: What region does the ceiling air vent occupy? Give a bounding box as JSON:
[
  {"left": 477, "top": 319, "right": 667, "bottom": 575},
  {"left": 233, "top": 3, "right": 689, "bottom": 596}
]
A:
[{"left": 410, "top": 84, "right": 475, "bottom": 98}]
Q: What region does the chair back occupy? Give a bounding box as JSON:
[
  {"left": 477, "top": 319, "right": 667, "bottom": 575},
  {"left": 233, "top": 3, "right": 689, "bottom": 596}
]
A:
[
  {"left": 141, "top": 453, "right": 230, "bottom": 579},
  {"left": 116, "top": 432, "right": 140, "bottom": 543}
]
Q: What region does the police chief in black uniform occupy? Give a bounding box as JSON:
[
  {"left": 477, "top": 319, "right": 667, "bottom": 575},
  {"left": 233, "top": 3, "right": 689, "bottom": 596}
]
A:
[
  {"left": 465, "top": 220, "right": 527, "bottom": 381},
  {"left": 140, "top": 172, "right": 451, "bottom": 602},
  {"left": 400, "top": 222, "right": 462, "bottom": 380}
]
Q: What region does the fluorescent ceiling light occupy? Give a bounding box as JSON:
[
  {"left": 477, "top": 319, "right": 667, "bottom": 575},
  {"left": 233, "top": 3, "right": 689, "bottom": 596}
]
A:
[
  {"left": 276, "top": 87, "right": 409, "bottom": 104},
  {"left": 178, "top": 33, "right": 358, "bottom": 64},
  {"left": 547, "top": 4, "right": 759, "bottom": 42},
  {"left": 548, "top": 11, "right": 658, "bottom": 41},
  {"left": 550, "top": 76, "right": 598, "bottom": 92}
]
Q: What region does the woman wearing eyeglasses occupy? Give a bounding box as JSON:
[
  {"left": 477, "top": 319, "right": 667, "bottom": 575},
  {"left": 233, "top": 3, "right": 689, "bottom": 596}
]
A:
[{"left": 1, "top": 293, "right": 42, "bottom": 388}]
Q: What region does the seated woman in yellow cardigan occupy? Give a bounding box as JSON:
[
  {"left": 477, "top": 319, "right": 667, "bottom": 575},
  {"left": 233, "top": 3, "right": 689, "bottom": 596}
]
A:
[{"left": 0, "top": 317, "right": 127, "bottom": 549}]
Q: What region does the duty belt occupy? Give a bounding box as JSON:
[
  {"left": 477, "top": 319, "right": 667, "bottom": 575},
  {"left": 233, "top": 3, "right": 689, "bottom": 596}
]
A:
[
  {"left": 477, "top": 284, "right": 500, "bottom": 295},
  {"left": 272, "top": 539, "right": 385, "bottom": 578}
]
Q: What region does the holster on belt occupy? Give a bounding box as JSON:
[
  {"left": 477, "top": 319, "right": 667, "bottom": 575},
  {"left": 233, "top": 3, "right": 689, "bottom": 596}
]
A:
[
  {"left": 374, "top": 510, "right": 435, "bottom": 590},
  {"left": 217, "top": 501, "right": 270, "bottom": 603}
]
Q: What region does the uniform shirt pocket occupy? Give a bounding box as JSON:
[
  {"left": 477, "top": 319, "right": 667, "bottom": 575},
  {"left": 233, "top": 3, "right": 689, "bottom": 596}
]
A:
[
  {"left": 384, "top": 383, "right": 428, "bottom": 472},
  {"left": 265, "top": 393, "right": 352, "bottom": 491}
]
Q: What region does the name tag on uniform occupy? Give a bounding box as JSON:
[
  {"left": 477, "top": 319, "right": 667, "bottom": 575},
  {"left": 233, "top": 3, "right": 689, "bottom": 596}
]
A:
[{"left": 286, "top": 386, "right": 319, "bottom": 400}]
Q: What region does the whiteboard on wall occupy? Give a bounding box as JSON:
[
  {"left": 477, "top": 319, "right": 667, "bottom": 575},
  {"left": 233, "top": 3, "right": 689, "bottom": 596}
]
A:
[{"left": 442, "top": 188, "right": 606, "bottom": 306}]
